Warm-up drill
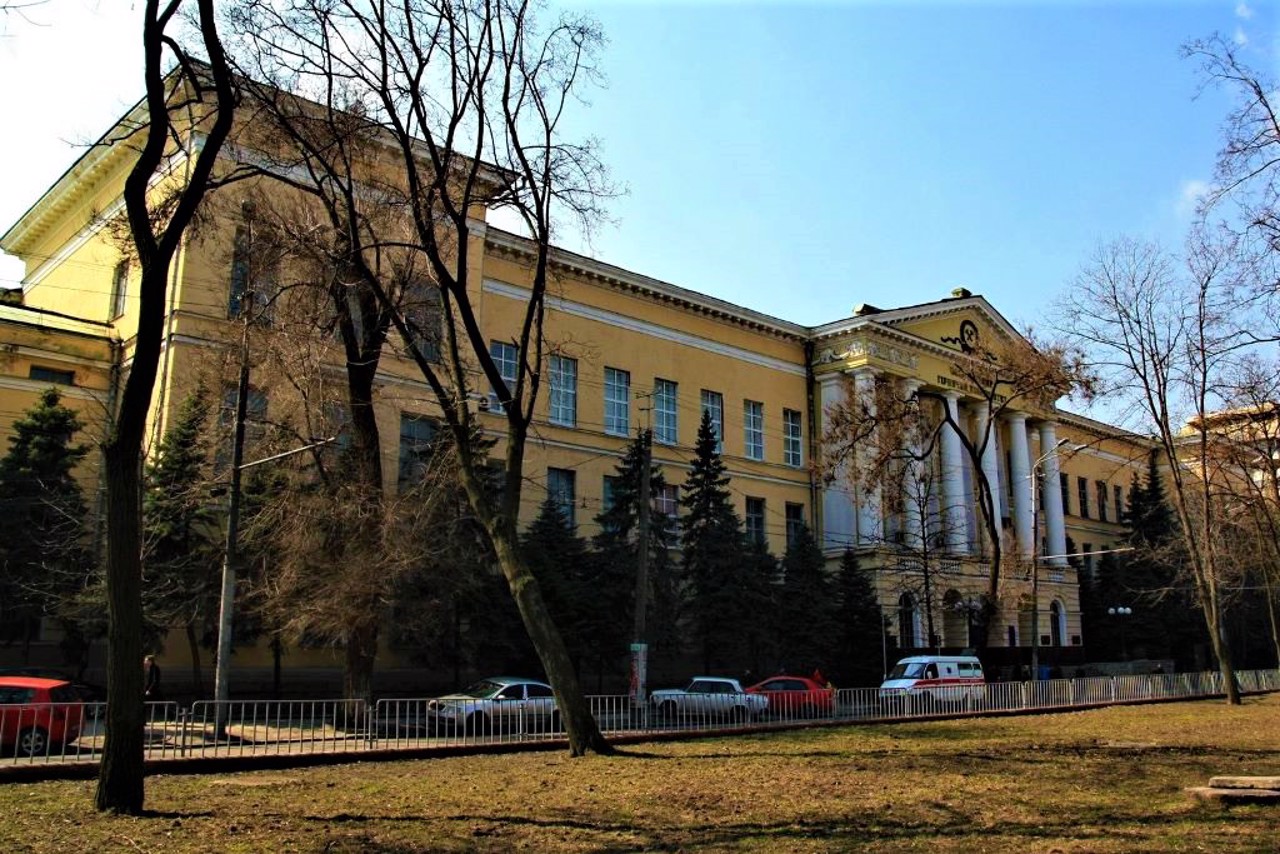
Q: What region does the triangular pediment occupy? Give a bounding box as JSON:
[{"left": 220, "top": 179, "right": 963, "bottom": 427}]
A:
[{"left": 868, "top": 296, "right": 1024, "bottom": 357}]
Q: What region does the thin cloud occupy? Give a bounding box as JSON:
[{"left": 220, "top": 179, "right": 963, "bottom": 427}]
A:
[
  {"left": 1236, "top": 2, "right": 1254, "bottom": 20},
  {"left": 1176, "top": 179, "right": 1209, "bottom": 219},
  {"left": 1235, "top": 26, "right": 1249, "bottom": 46}
]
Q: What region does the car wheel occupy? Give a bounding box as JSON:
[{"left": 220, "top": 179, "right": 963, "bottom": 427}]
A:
[
  {"left": 18, "top": 727, "right": 49, "bottom": 758},
  {"left": 464, "top": 711, "right": 490, "bottom": 738}
]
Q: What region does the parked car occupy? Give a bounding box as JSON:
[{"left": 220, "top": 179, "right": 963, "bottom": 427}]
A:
[
  {"left": 650, "top": 677, "right": 768, "bottom": 722},
  {"left": 0, "top": 677, "right": 84, "bottom": 757},
  {"left": 426, "top": 677, "right": 559, "bottom": 736},
  {"left": 746, "top": 675, "right": 835, "bottom": 718}
]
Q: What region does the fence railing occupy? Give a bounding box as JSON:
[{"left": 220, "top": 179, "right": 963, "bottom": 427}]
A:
[{"left": 2, "top": 668, "right": 1277, "bottom": 768}]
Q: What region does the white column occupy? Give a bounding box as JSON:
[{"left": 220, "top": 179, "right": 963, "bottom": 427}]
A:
[
  {"left": 939, "top": 391, "right": 968, "bottom": 554},
  {"left": 1038, "top": 422, "right": 1067, "bottom": 566},
  {"left": 1007, "top": 412, "right": 1033, "bottom": 558},
  {"left": 853, "top": 367, "right": 882, "bottom": 546},
  {"left": 819, "top": 373, "right": 856, "bottom": 550},
  {"left": 975, "top": 403, "right": 1005, "bottom": 526},
  {"left": 899, "top": 378, "right": 924, "bottom": 551}
]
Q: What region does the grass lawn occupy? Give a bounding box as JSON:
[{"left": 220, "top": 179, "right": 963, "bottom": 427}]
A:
[{"left": 1, "top": 694, "right": 1277, "bottom": 852}]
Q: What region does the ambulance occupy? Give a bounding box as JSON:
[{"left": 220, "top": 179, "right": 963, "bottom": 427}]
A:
[{"left": 878, "top": 655, "right": 986, "bottom": 708}]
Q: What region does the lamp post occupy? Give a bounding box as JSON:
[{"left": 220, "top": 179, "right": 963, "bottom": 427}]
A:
[
  {"left": 1108, "top": 606, "right": 1133, "bottom": 661},
  {"left": 1029, "top": 437, "right": 1069, "bottom": 681}
]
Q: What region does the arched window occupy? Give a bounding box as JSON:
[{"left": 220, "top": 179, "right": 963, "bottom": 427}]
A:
[
  {"left": 898, "top": 593, "right": 918, "bottom": 649},
  {"left": 1049, "top": 600, "right": 1065, "bottom": 647}
]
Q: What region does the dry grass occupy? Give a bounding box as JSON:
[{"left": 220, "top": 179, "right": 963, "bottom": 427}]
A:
[{"left": 1, "top": 695, "right": 1278, "bottom": 852}]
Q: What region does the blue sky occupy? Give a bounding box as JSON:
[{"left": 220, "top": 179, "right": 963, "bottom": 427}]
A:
[{"left": 0, "top": 1, "right": 1273, "bottom": 332}]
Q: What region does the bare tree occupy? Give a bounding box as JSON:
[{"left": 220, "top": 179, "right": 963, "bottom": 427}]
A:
[
  {"left": 97, "top": 0, "right": 236, "bottom": 814},
  {"left": 821, "top": 333, "right": 1091, "bottom": 645},
  {"left": 1060, "top": 233, "right": 1258, "bottom": 703},
  {"left": 222, "top": 0, "right": 613, "bottom": 754}
]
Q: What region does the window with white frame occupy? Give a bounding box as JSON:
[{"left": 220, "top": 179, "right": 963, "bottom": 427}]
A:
[
  {"left": 604, "top": 367, "right": 630, "bottom": 436},
  {"left": 700, "top": 389, "right": 723, "bottom": 452},
  {"left": 745, "top": 497, "right": 766, "bottom": 545},
  {"left": 547, "top": 467, "right": 576, "bottom": 526},
  {"left": 489, "top": 341, "right": 518, "bottom": 409},
  {"left": 783, "top": 408, "right": 802, "bottom": 467},
  {"left": 655, "top": 483, "right": 680, "bottom": 538},
  {"left": 744, "top": 399, "right": 764, "bottom": 460},
  {"left": 654, "top": 378, "right": 678, "bottom": 445},
  {"left": 110, "top": 259, "right": 129, "bottom": 319},
  {"left": 398, "top": 413, "right": 437, "bottom": 486},
  {"left": 549, "top": 355, "right": 577, "bottom": 427}
]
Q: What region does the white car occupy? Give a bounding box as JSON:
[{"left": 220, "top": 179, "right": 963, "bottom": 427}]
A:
[
  {"left": 427, "top": 677, "right": 559, "bottom": 735},
  {"left": 650, "top": 677, "right": 768, "bottom": 722}
]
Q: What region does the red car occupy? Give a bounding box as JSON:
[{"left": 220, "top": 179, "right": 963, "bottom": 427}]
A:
[
  {"left": 0, "top": 677, "right": 83, "bottom": 757},
  {"left": 746, "top": 675, "right": 835, "bottom": 718}
]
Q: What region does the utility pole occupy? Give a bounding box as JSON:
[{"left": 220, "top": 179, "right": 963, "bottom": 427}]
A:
[
  {"left": 629, "top": 396, "right": 654, "bottom": 710},
  {"left": 214, "top": 208, "right": 255, "bottom": 732}
]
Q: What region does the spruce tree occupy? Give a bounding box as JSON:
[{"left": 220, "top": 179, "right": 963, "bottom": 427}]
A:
[
  {"left": 0, "top": 388, "right": 90, "bottom": 661},
  {"left": 523, "top": 498, "right": 596, "bottom": 673},
  {"left": 776, "top": 524, "right": 836, "bottom": 674},
  {"left": 680, "top": 410, "right": 749, "bottom": 673},
  {"left": 592, "top": 430, "right": 679, "bottom": 677},
  {"left": 833, "top": 549, "right": 885, "bottom": 687},
  {"left": 139, "top": 387, "right": 221, "bottom": 688}
]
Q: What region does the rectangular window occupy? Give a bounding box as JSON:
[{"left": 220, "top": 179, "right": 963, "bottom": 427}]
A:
[
  {"left": 604, "top": 368, "right": 630, "bottom": 436},
  {"left": 549, "top": 355, "right": 577, "bottom": 427},
  {"left": 547, "top": 467, "right": 576, "bottom": 526},
  {"left": 403, "top": 280, "right": 442, "bottom": 362},
  {"left": 744, "top": 399, "right": 764, "bottom": 461},
  {"left": 1059, "top": 472, "right": 1071, "bottom": 516},
  {"left": 700, "top": 390, "right": 724, "bottom": 453},
  {"left": 602, "top": 475, "right": 620, "bottom": 516},
  {"left": 489, "top": 340, "right": 518, "bottom": 410},
  {"left": 785, "top": 502, "right": 805, "bottom": 550},
  {"left": 398, "top": 413, "right": 437, "bottom": 485},
  {"left": 745, "top": 497, "right": 766, "bottom": 545},
  {"left": 783, "top": 409, "right": 803, "bottom": 467},
  {"left": 655, "top": 483, "right": 679, "bottom": 539},
  {"left": 1096, "top": 480, "right": 1108, "bottom": 523},
  {"left": 28, "top": 366, "right": 75, "bottom": 386},
  {"left": 218, "top": 385, "right": 268, "bottom": 469},
  {"left": 1077, "top": 476, "right": 1090, "bottom": 520},
  {"left": 110, "top": 259, "right": 129, "bottom": 319},
  {"left": 1114, "top": 484, "right": 1124, "bottom": 521},
  {"left": 654, "top": 378, "right": 678, "bottom": 445}
]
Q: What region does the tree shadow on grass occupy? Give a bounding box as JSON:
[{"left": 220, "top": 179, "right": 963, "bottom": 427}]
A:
[{"left": 291, "top": 805, "right": 1279, "bottom": 852}]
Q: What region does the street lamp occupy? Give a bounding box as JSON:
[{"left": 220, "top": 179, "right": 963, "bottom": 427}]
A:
[
  {"left": 1108, "top": 605, "right": 1133, "bottom": 661},
  {"left": 1029, "top": 437, "right": 1069, "bottom": 681}
]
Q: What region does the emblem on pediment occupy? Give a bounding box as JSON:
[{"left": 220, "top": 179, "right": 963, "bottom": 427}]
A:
[{"left": 941, "top": 319, "right": 980, "bottom": 353}]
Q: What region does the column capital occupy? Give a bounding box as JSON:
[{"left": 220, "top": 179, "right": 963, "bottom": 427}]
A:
[
  {"left": 848, "top": 365, "right": 880, "bottom": 380},
  {"left": 899, "top": 377, "right": 924, "bottom": 394},
  {"left": 1005, "top": 410, "right": 1028, "bottom": 426}
]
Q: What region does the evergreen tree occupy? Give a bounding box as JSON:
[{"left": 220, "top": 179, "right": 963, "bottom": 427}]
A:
[
  {"left": 680, "top": 410, "right": 750, "bottom": 673},
  {"left": 833, "top": 549, "right": 885, "bottom": 687},
  {"left": 776, "top": 525, "right": 836, "bottom": 674},
  {"left": 140, "top": 387, "right": 221, "bottom": 691},
  {"left": 742, "top": 536, "right": 779, "bottom": 678},
  {"left": 591, "top": 430, "right": 676, "bottom": 681},
  {"left": 0, "top": 388, "right": 90, "bottom": 662},
  {"left": 1110, "top": 451, "right": 1201, "bottom": 666},
  {"left": 523, "top": 498, "right": 596, "bottom": 673}
]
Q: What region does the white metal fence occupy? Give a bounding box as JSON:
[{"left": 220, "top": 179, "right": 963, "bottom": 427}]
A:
[{"left": 2, "top": 668, "right": 1277, "bottom": 768}]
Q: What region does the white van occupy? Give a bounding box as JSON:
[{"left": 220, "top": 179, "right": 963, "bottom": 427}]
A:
[{"left": 878, "top": 655, "right": 986, "bottom": 707}]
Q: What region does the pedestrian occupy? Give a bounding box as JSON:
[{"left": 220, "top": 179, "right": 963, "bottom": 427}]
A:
[{"left": 143, "top": 655, "right": 162, "bottom": 701}]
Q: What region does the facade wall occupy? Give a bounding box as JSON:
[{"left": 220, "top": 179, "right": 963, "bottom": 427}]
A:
[{"left": 1, "top": 117, "right": 1161, "bottom": 684}]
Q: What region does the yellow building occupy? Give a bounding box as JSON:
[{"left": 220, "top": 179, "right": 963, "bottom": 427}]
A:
[{"left": 0, "top": 97, "right": 1152, "bottom": 688}]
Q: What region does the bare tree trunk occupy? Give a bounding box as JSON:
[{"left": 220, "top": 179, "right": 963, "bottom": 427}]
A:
[
  {"left": 343, "top": 621, "right": 378, "bottom": 707},
  {"left": 96, "top": 0, "right": 235, "bottom": 814},
  {"left": 489, "top": 529, "right": 610, "bottom": 756}
]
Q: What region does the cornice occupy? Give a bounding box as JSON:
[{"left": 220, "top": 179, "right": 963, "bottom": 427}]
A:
[{"left": 484, "top": 229, "right": 809, "bottom": 342}]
